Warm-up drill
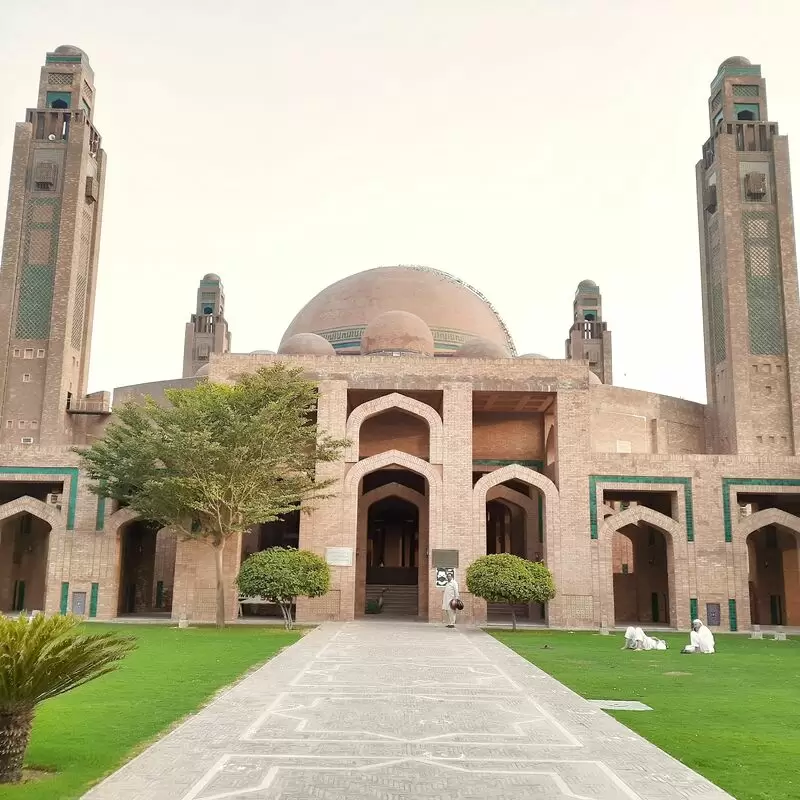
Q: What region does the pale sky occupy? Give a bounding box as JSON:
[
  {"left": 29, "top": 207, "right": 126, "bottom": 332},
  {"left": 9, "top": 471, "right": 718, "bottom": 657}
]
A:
[{"left": 2, "top": 0, "right": 800, "bottom": 403}]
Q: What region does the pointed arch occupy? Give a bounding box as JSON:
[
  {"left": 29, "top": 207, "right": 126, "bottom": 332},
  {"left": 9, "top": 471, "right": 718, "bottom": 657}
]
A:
[
  {"left": 345, "top": 451, "right": 441, "bottom": 621},
  {"left": 361, "top": 482, "right": 425, "bottom": 509},
  {"left": 599, "top": 505, "right": 684, "bottom": 540},
  {"left": 107, "top": 506, "right": 140, "bottom": 535},
  {"left": 345, "top": 393, "right": 443, "bottom": 464},
  {"left": 735, "top": 507, "right": 800, "bottom": 539},
  {"left": 473, "top": 464, "right": 560, "bottom": 538},
  {"left": 599, "top": 504, "right": 688, "bottom": 630},
  {"left": 0, "top": 496, "right": 62, "bottom": 529},
  {"left": 473, "top": 464, "right": 561, "bottom": 596},
  {"left": 486, "top": 485, "right": 537, "bottom": 517},
  {"left": 344, "top": 450, "right": 441, "bottom": 546}
]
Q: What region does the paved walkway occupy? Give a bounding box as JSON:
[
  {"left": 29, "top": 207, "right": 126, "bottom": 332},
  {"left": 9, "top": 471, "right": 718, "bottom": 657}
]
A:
[{"left": 84, "top": 621, "right": 732, "bottom": 799}]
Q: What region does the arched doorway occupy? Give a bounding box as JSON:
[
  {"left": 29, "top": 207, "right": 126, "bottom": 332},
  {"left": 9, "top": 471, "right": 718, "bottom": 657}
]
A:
[
  {"left": 240, "top": 510, "right": 300, "bottom": 619},
  {"left": 117, "top": 520, "right": 176, "bottom": 616},
  {"left": 599, "top": 505, "right": 684, "bottom": 629},
  {"left": 366, "top": 496, "right": 420, "bottom": 615},
  {"left": 612, "top": 524, "right": 670, "bottom": 626},
  {"left": 473, "top": 465, "right": 559, "bottom": 625},
  {"left": 0, "top": 511, "right": 51, "bottom": 613},
  {"left": 747, "top": 526, "right": 800, "bottom": 626}
]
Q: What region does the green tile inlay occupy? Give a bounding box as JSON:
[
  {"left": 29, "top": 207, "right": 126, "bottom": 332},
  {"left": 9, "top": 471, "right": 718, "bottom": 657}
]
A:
[
  {"left": 60, "top": 582, "right": 69, "bottom": 615},
  {"left": 721, "top": 477, "right": 800, "bottom": 542},
  {"left": 589, "top": 475, "right": 694, "bottom": 541},
  {"left": 46, "top": 55, "right": 82, "bottom": 63},
  {"left": 690, "top": 598, "right": 698, "bottom": 621},
  {"left": 95, "top": 494, "right": 106, "bottom": 531},
  {"left": 728, "top": 598, "right": 738, "bottom": 632},
  {"left": 0, "top": 466, "right": 79, "bottom": 529},
  {"left": 89, "top": 583, "right": 99, "bottom": 618}
]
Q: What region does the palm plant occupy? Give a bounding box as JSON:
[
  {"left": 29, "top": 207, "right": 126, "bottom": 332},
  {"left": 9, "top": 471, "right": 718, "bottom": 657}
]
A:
[{"left": 0, "top": 613, "right": 136, "bottom": 784}]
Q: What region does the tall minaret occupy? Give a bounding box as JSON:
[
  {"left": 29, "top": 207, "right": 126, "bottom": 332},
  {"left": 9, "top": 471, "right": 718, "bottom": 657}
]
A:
[
  {"left": 696, "top": 57, "right": 800, "bottom": 455},
  {"left": 182, "top": 274, "right": 232, "bottom": 377},
  {"left": 565, "top": 280, "right": 612, "bottom": 384},
  {"left": 0, "top": 46, "right": 107, "bottom": 445}
]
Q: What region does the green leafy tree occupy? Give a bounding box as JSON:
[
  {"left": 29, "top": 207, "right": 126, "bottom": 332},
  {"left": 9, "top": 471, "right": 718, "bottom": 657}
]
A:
[
  {"left": 0, "top": 613, "right": 135, "bottom": 784},
  {"left": 237, "top": 547, "right": 330, "bottom": 629},
  {"left": 466, "top": 554, "right": 556, "bottom": 631},
  {"left": 76, "top": 364, "right": 348, "bottom": 628}
]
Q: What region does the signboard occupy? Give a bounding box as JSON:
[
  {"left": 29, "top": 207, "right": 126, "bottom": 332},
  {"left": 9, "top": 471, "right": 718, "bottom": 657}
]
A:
[
  {"left": 71, "top": 591, "right": 87, "bottom": 616},
  {"left": 435, "top": 567, "right": 455, "bottom": 588},
  {"left": 432, "top": 549, "right": 459, "bottom": 568},
  {"left": 325, "top": 547, "right": 353, "bottom": 567}
]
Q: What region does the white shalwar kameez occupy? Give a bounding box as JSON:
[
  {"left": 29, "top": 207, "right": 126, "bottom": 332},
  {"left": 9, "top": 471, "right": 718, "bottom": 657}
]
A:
[{"left": 442, "top": 578, "right": 460, "bottom": 626}]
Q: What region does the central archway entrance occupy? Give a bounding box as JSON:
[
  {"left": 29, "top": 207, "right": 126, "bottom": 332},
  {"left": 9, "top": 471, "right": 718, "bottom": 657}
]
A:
[
  {"left": 366, "top": 496, "right": 419, "bottom": 616},
  {"left": 355, "top": 469, "right": 429, "bottom": 619}
]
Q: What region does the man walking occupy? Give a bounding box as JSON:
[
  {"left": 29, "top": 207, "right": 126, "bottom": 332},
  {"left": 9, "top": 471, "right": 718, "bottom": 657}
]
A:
[{"left": 442, "top": 572, "right": 460, "bottom": 628}]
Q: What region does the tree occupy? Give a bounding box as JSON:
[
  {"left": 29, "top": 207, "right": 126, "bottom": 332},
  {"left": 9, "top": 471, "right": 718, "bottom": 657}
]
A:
[
  {"left": 236, "top": 547, "right": 330, "bottom": 629},
  {"left": 0, "top": 613, "right": 135, "bottom": 784},
  {"left": 466, "top": 554, "right": 556, "bottom": 631},
  {"left": 76, "top": 364, "right": 348, "bottom": 628}
]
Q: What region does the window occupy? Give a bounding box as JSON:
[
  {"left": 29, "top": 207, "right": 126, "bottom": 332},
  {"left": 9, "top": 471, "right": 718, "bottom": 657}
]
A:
[
  {"left": 36, "top": 349, "right": 45, "bottom": 358},
  {"left": 5, "top": 420, "right": 13, "bottom": 429},
  {"left": 23, "top": 348, "right": 34, "bottom": 359},
  {"left": 18, "top": 421, "right": 26, "bottom": 429},
  {"left": 30, "top": 420, "right": 39, "bottom": 430},
  {"left": 12, "top": 348, "right": 20, "bottom": 358},
  {"left": 22, "top": 374, "right": 31, "bottom": 383}
]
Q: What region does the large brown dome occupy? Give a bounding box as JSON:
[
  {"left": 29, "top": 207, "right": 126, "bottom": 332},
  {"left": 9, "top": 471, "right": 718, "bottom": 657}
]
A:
[{"left": 280, "top": 266, "right": 515, "bottom": 356}]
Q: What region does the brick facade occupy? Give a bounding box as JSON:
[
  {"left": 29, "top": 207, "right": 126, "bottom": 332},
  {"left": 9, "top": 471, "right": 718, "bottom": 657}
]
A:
[{"left": 2, "top": 53, "right": 800, "bottom": 633}]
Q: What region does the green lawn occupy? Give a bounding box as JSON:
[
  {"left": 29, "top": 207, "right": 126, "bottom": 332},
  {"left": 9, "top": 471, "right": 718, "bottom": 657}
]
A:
[
  {"left": 491, "top": 629, "right": 800, "bottom": 800},
  {"left": 0, "top": 624, "right": 302, "bottom": 800}
]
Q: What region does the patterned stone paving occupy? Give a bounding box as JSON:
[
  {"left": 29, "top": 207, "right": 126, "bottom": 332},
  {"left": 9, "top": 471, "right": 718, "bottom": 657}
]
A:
[{"left": 83, "top": 622, "right": 732, "bottom": 799}]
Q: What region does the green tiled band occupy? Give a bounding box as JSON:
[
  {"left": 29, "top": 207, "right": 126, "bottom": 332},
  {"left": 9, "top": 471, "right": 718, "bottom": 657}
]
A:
[
  {"left": 0, "top": 466, "right": 79, "bottom": 529},
  {"left": 589, "top": 475, "right": 694, "bottom": 541},
  {"left": 721, "top": 477, "right": 800, "bottom": 542},
  {"left": 60, "top": 582, "right": 69, "bottom": 615},
  {"left": 728, "top": 599, "right": 738, "bottom": 632},
  {"left": 89, "top": 583, "right": 99, "bottom": 618},
  {"left": 690, "top": 598, "right": 698, "bottom": 621}
]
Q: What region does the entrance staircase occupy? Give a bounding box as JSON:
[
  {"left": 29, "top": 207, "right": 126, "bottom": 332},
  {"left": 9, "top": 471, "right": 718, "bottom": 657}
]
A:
[{"left": 366, "top": 584, "right": 419, "bottom": 617}]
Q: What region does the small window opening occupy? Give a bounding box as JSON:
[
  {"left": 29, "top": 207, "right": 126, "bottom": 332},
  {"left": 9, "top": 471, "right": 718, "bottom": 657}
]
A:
[
  {"left": 737, "top": 109, "right": 756, "bottom": 121},
  {"left": 50, "top": 98, "right": 68, "bottom": 109}
]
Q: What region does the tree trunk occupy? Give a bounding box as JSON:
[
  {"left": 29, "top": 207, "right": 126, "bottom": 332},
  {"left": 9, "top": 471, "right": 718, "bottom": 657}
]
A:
[
  {"left": 280, "top": 600, "right": 293, "bottom": 631},
  {"left": 510, "top": 604, "right": 517, "bottom": 632},
  {"left": 213, "top": 540, "right": 226, "bottom": 629},
  {"left": 0, "top": 707, "right": 34, "bottom": 784}
]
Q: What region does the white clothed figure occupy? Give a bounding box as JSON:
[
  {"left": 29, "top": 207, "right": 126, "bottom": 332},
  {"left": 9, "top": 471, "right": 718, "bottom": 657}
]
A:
[
  {"left": 685, "top": 619, "right": 715, "bottom": 653},
  {"left": 442, "top": 576, "right": 460, "bottom": 627},
  {"left": 623, "top": 626, "right": 667, "bottom": 651}
]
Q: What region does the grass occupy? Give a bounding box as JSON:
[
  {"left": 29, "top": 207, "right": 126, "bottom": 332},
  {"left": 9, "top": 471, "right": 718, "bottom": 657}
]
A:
[
  {"left": 491, "top": 629, "right": 800, "bottom": 800},
  {"left": 0, "top": 624, "right": 302, "bottom": 800}
]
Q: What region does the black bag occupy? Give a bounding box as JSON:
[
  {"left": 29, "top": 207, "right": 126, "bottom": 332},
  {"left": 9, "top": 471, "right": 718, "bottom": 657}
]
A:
[{"left": 450, "top": 598, "right": 464, "bottom": 611}]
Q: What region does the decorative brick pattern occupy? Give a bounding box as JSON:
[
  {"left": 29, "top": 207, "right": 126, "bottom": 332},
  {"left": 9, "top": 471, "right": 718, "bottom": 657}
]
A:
[
  {"left": 47, "top": 72, "right": 73, "bottom": 87},
  {"left": 743, "top": 211, "right": 786, "bottom": 355}
]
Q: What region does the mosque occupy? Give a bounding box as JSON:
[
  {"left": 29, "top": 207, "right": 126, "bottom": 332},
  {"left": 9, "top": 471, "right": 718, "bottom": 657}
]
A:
[{"left": 1, "top": 48, "right": 799, "bottom": 631}]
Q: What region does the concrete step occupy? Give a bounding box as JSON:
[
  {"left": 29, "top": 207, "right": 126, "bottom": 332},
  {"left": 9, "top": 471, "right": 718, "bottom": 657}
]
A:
[{"left": 366, "top": 585, "right": 419, "bottom": 616}]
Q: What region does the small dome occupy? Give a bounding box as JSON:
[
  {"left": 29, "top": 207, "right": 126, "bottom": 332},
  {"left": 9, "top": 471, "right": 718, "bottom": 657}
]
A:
[
  {"left": 278, "top": 332, "right": 336, "bottom": 356},
  {"left": 589, "top": 372, "right": 602, "bottom": 386},
  {"left": 454, "top": 337, "right": 511, "bottom": 359},
  {"left": 54, "top": 45, "right": 86, "bottom": 57},
  {"left": 719, "top": 56, "right": 751, "bottom": 69},
  {"left": 203, "top": 273, "right": 221, "bottom": 281},
  {"left": 250, "top": 349, "right": 276, "bottom": 355},
  {"left": 518, "top": 352, "right": 549, "bottom": 359},
  {"left": 195, "top": 364, "right": 210, "bottom": 377},
  {"left": 577, "top": 279, "right": 599, "bottom": 291},
  {"left": 360, "top": 310, "right": 434, "bottom": 356}
]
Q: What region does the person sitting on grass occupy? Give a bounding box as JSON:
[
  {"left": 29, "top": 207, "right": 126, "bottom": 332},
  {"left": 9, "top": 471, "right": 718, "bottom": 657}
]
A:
[
  {"left": 682, "top": 618, "right": 715, "bottom": 653},
  {"left": 622, "top": 626, "right": 668, "bottom": 651}
]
